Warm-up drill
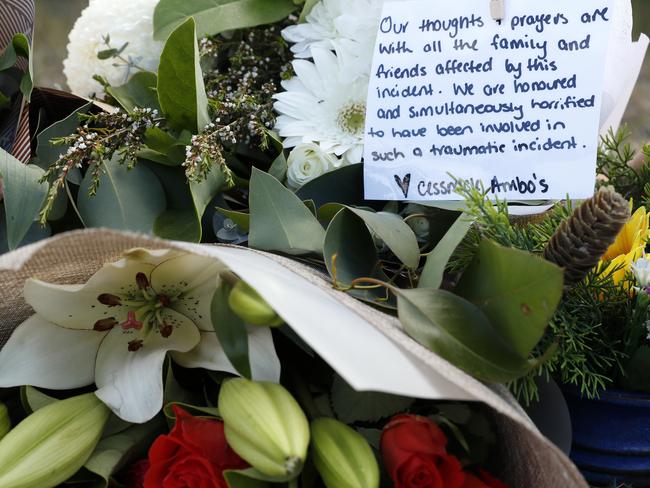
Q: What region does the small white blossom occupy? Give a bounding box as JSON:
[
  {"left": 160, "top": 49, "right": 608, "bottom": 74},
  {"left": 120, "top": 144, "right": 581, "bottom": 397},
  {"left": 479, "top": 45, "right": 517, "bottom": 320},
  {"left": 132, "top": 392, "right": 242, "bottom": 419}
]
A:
[{"left": 286, "top": 143, "right": 339, "bottom": 189}]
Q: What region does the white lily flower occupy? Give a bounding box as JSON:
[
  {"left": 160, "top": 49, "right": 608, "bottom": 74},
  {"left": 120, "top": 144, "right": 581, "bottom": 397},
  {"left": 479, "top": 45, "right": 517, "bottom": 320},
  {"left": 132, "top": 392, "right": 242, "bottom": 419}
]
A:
[{"left": 0, "top": 248, "right": 281, "bottom": 423}]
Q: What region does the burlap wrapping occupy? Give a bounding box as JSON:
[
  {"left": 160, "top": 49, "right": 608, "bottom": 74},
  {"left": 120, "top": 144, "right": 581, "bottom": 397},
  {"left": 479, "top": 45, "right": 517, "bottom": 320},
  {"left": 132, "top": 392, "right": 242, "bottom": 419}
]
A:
[{"left": 0, "top": 229, "right": 586, "bottom": 488}]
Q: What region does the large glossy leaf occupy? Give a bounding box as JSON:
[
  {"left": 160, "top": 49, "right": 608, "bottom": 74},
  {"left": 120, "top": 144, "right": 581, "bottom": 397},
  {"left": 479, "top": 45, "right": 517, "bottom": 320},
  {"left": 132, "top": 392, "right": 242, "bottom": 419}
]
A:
[
  {"left": 106, "top": 71, "right": 160, "bottom": 113},
  {"left": 139, "top": 127, "right": 185, "bottom": 166},
  {"left": 0, "top": 149, "right": 48, "bottom": 250},
  {"left": 211, "top": 283, "right": 251, "bottom": 379},
  {"left": 157, "top": 18, "right": 210, "bottom": 133},
  {"left": 419, "top": 214, "right": 474, "bottom": 289},
  {"left": 348, "top": 207, "right": 420, "bottom": 269},
  {"left": 455, "top": 240, "right": 563, "bottom": 359},
  {"left": 248, "top": 168, "right": 325, "bottom": 255},
  {"left": 78, "top": 158, "right": 166, "bottom": 233},
  {"left": 154, "top": 0, "right": 297, "bottom": 40},
  {"left": 397, "top": 288, "right": 532, "bottom": 383},
  {"left": 0, "top": 209, "right": 50, "bottom": 254},
  {"left": 296, "top": 164, "right": 380, "bottom": 209}
]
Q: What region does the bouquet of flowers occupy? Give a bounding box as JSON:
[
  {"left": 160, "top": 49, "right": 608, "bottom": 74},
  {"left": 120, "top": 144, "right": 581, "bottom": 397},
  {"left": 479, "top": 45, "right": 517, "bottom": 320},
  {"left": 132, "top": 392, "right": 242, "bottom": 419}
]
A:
[{"left": 0, "top": 0, "right": 647, "bottom": 486}]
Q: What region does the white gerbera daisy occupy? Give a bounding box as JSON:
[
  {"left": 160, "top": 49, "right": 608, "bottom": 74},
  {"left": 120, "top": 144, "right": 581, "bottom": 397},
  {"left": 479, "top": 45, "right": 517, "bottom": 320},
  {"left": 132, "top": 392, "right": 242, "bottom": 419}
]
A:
[
  {"left": 274, "top": 48, "right": 368, "bottom": 164},
  {"left": 282, "top": 0, "right": 407, "bottom": 72},
  {"left": 63, "top": 0, "right": 164, "bottom": 98}
]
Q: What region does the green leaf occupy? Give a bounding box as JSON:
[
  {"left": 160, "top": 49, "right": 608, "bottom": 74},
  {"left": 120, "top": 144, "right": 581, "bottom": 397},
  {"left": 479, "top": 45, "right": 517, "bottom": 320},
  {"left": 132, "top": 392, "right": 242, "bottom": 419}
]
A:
[
  {"left": 139, "top": 127, "right": 185, "bottom": 166},
  {"left": 78, "top": 158, "right": 166, "bottom": 233},
  {"left": 323, "top": 208, "right": 391, "bottom": 306},
  {"left": 621, "top": 346, "right": 650, "bottom": 393},
  {"left": 224, "top": 468, "right": 273, "bottom": 488},
  {"left": 35, "top": 103, "right": 92, "bottom": 181},
  {"left": 0, "top": 207, "right": 50, "bottom": 253},
  {"left": 348, "top": 207, "right": 420, "bottom": 269},
  {"left": 106, "top": 71, "right": 161, "bottom": 113},
  {"left": 83, "top": 420, "right": 165, "bottom": 488},
  {"left": 216, "top": 207, "right": 250, "bottom": 232},
  {"left": 0, "top": 34, "right": 32, "bottom": 100},
  {"left": 211, "top": 283, "right": 251, "bottom": 379},
  {"left": 455, "top": 240, "right": 563, "bottom": 359},
  {"left": 330, "top": 375, "right": 413, "bottom": 424},
  {"left": 396, "top": 288, "right": 532, "bottom": 383},
  {"left": 268, "top": 152, "right": 287, "bottom": 182},
  {"left": 299, "top": 0, "right": 319, "bottom": 21},
  {"left": 20, "top": 387, "right": 56, "bottom": 414},
  {"left": 296, "top": 164, "right": 376, "bottom": 209},
  {"left": 154, "top": 0, "right": 297, "bottom": 41},
  {"left": 419, "top": 214, "right": 474, "bottom": 289},
  {"left": 248, "top": 168, "right": 325, "bottom": 255},
  {"left": 157, "top": 18, "right": 210, "bottom": 133},
  {"left": 153, "top": 163, "right": 227, "bottom": 242},
  {"left": 0, "top": 149, "right": 48, "bottom": 250}
]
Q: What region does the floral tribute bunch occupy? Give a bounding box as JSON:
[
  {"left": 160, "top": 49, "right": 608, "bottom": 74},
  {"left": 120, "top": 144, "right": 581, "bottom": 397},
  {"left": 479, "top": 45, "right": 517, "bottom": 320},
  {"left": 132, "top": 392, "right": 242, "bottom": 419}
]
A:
[
  {"left": 0, "top": 0, "right": 646, "bottom": 486},
  {"left": 0, "top": 247, "right": 509, "bottom": 488}
]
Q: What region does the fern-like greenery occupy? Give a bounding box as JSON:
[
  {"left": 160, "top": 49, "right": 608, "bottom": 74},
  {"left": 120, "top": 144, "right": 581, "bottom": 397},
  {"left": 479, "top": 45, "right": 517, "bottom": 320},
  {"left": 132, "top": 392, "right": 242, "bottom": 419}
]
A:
[{"left": 452, "top": 183, "right": 630, "bottom": 404}]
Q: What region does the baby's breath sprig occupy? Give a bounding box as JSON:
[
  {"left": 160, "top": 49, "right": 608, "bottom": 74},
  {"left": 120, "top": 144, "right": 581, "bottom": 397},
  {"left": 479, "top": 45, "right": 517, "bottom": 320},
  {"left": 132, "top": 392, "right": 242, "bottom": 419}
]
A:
[{"left": 39, "top": 107, "right": 160, "bottom": 223}]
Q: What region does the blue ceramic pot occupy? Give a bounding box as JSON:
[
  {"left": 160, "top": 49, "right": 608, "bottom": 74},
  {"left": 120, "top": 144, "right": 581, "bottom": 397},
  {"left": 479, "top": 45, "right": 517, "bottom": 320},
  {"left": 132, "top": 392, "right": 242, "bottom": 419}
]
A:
[{"left": 563, "top": 386, "right": 650, "bottom": 487}]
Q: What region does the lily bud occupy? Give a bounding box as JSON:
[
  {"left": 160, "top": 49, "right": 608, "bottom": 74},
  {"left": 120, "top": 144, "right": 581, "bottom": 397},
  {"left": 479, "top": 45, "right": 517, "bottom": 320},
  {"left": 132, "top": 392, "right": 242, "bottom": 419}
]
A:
[
  {"left": 311, "top": 418, "right": 380, "bottom": 488},
  {"left": 0, "top": 393, "right": 110, "bottom": 488},
  {"left": 219, "top": 379, "right": 309, "bottom": 480},
  {"left": 228, "top": 281, "right": 283, "bottom": 327},
  {"left": 0, "top": 403, "right": 9, "bottom": 440}
]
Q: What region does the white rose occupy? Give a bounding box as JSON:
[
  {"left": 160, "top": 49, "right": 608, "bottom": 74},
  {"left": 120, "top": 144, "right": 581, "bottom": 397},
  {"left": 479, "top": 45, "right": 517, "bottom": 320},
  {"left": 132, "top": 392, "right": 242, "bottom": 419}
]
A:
[{"left": 286, "top": 144, "right": 338, "bottom": 189}]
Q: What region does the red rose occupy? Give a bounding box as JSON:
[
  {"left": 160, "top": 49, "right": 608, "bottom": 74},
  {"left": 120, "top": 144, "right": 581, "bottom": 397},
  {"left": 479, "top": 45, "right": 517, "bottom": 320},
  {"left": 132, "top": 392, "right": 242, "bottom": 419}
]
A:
[
  {"left": 462, "top": 469, "right": 509, "bottom": 488},
  {"left": 381, "top": 414, "right": 465, "bottom": 488},
  {"left": 144, "top": 405, "right": 248, "bottom": 488}
]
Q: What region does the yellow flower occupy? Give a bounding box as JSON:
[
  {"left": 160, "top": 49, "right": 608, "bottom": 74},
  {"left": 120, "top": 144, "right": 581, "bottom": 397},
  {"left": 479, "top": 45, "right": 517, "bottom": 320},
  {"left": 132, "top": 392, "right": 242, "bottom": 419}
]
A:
[
  {"left": 600, "top": 206, "right": 649, "bottom": 286},
  {"left": 602, "top": 206, "right": 649, "bottom": 261}
]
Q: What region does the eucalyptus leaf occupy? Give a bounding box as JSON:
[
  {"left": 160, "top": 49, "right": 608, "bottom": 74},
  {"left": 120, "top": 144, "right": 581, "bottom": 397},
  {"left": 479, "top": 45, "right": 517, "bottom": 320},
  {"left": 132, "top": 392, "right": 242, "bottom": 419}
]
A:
[
  {"left": 396, "top": 288, "right": 532, "bottom": 383},
  {"left": 330, "top": 375, "right": 413, "bottom": 424},
  {"left": 0, "top": 149, "right": 48, "bottom": 250},
  {"left": 140, "top": 127, "right": 185, "bottom": 166},
  {"left": 157, "top": 18, "right": 210, "bottom": 133},
  {"left": 296, "top": 164, "right": 380, "bottom": 209},
  {"left": 268, "top": 152, "right": 287, "bottom": 182},
  {"left": 216, "top": 207, "right": 250, "bottom": 232},
  {"left": 34, "top": 102, "right": 92, "bottom": 182},
  {"left": 155, "top": 208, "right": 200, "bottom": 242},
  {"left": 248, "top": 168, "right": 325, "bottom": 255},
  {"left": 154, "top": 0, "right": 297, "bottom": 41},
  {"left": 323, "top": 208, "right": 392, "bottom": 306},
  {"left": 455, "top": 240, "right": 563, "bottom": 359},
  {"left": 0, "top": 209, "right": 50, "bottom": 254},
  {"left": 211, "top": 282, "right": 252, "bottom": 379},
  {"left": 78, "top": 157, "right": 166, "bottom": 233},
  {"left": 348, "top": 207, "right": 420, "bottom": 269},
  {"left": 106, "top": 71, "right": 160, "bottom": 113},
  {"left": 419, "top": 213, "right": 474, "bottom": 289}
]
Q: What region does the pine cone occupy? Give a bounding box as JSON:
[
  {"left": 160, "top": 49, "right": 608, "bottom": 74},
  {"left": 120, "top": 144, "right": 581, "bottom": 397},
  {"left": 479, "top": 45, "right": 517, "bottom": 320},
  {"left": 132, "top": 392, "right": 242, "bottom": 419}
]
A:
[{"left": 544, "top": 186, "right": 630, "bottom": 284}]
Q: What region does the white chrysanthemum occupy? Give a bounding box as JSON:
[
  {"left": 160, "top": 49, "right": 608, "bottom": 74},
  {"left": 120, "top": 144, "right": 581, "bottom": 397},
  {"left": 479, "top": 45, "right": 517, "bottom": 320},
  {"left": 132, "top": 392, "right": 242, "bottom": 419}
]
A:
[
  {"left": 274, "top": 48, "right": 368, "bottom": 164},
  {"left": 63, "top": 0, "right": 164, "bottom": 98}
]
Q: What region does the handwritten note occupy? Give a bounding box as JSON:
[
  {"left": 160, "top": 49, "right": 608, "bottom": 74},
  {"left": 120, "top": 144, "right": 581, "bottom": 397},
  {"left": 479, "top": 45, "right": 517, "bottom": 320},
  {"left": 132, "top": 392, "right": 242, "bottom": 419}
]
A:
[{"left": 363, "top": 0, "right": 613, "bottom": 201}]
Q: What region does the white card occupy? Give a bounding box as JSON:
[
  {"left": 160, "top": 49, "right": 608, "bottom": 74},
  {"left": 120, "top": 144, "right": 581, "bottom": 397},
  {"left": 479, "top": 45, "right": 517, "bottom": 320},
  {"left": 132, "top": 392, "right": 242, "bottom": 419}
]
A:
[{"left": 363, "top": 0, "right": 613, "bottom": 201}]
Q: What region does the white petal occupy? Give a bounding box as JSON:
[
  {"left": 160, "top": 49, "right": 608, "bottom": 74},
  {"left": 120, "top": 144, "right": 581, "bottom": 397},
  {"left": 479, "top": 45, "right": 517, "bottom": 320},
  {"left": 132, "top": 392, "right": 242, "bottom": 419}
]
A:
[
  {"left": 24, "top": 280, "right": 130, "bottom": 330},
  {"left": 171, "top": 327, "right": 280, "bottom": 383},
  {"left": 150, "top": 252, "right": 225, "bottom": 297},
  {"left": 94, "top": 309, "right": 200, "bottom": 423},
  {"left": 0, "top": 315, "right": 104, "bottom": 388},
  {"left": 171, "top": 277, "right": 219, "bottom": 332},
  {"left": 170, "top": 331, "right": 238, "bottom": 374}
]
